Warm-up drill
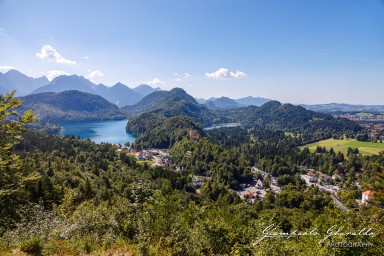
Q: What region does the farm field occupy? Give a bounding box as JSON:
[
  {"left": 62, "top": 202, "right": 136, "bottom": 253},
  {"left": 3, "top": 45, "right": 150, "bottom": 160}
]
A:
[{"left": 300, "top": 138, "right": 384, "bottom": 156}]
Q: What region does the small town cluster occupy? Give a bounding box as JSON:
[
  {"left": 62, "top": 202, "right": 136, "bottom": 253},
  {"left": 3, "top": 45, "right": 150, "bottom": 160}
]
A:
[
  {"left": 337, "top": 113, "right": 384, "bottom": 141},
  {"left": 114, "top": 144, "right": 378, "bottom": 210}
]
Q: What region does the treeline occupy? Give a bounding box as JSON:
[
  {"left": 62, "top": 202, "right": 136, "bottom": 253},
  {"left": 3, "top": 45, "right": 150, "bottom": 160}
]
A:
[{"left": 127, "top": 115, "right": 204, "bottom": 149}]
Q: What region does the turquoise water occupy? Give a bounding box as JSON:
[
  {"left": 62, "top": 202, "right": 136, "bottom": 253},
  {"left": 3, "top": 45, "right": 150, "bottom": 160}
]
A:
[{"left": 59, "top": 120, "right": 136, "bottom": 145}]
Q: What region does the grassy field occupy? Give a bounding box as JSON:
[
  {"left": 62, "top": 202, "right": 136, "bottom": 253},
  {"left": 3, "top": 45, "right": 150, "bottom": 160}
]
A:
[
  {"left": 355, "top": 112, "right": 374, "bottom": 117},
  {"left": 300, "top": 138, "right": 384, "bottom": 156},
  {"left": 284, "top": 132, "right": 301, "bottom": 137}
]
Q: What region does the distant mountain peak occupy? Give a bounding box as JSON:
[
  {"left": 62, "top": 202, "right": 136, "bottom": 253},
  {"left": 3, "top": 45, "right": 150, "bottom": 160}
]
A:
[
  {"left": 133, "top": 84, "right": 162, "bottom": 97},
  {"left": 6, "top": 69, "right": 24, "bottom": 76},
  {"left": 203, "top": 96, "right": 242, "bottom": 110},
  {"left": 113, "top": 82, "right": 128, "bottom": 88},
  {"left": 235, "top": 96, "right": 271, "bottom": 106},
  {"left": 216, "top": 96, "right": 235, "bottom": 101},
  {"left": 52, "top": 74, "right": 89, "bottom": 82},
  {"left": 170, "top": 87, "right": 187, "bottom": 94},
  {"left": 0, "top": 69, "right": 49, "bottom": 96},
  {"left": 135, "top": 84, "right": 152, "bottom": 89},
  {"left": 260, "top": 100, "right": 282, "bottom": 109}
]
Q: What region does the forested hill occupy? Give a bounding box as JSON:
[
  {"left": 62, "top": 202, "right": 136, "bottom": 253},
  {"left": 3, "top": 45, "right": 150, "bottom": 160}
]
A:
[
  {"left": 126, "top": 91, "right": 362, "bottom": 148},
  {"left": 225, "top": 100, "right": 362, "bottom": 133},
  {"left": 19, "top": 90, "right": 125, "bottom": 122},
  {"left": 123, "top": 88, "right": 217, "bottom": 126}
]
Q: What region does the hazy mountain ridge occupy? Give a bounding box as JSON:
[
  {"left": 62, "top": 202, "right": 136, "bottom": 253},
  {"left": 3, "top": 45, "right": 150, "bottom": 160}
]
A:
[
  {"left": 205, "top": 97, "right": 243, "bottom": 110},
  {"left": 0, "top": 69, "right": 49, "bottom": 96},
  {"left": 133, "top": 84, "right": 161, "bottom": 96},
  {"left": 301, "top": 103, "right": 384, "bottom": 113},
  {"left": 6, "top": 69, "right": 381, "bottom": 113},
  {"left": 202, "top": 96, "right": 271, "bottom": 110},
  {"left": 235, "top": 96, "right": 270, "bottom": 106},
  {"left": 31, "top": 75, "right": 155, "bottom": 107}
]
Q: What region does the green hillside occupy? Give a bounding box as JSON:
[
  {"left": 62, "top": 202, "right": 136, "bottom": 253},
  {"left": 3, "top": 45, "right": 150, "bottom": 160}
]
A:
[{"left": 19, "top": 90, "right": 125, "bottom": 122}]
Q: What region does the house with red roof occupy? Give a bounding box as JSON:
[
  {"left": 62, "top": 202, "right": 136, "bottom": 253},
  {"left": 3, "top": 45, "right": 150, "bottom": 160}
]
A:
[{"left": 362, "top": 190, "right": 384, "bottom": 203}]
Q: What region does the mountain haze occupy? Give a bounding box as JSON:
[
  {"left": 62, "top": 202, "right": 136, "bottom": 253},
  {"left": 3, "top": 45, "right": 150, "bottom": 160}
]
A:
[
  {"left": 31, "top": 73, "right": 158, "bottom": 107},
  {"left": 101, "top": 83, "right": 143, "bottom": 107},
  {"left": 235, "top": 96, "right": 270, "bottom": 106},
  {"left": 205, "top": 97, "right": 243, "bottom": 110},
  {"left": 301, "top": 103, "right": 384, "bottom": 113},
  {"left": 133, "top": 84, "right": 161, "bottom": 96},
  {"left": 0, "top": 69, "right": 49, "bottom": 96},
  {"left": 33, "top": 75, "right": 96, "bottom": 94},
  {"left": 202, "top": 96, "right": 271, "bottom": 110}
]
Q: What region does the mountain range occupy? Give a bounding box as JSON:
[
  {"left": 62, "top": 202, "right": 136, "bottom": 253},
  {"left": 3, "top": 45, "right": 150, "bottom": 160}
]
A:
[
  {"left": 1, "top": 69, "right": 383, "bottom": 113},
  {"left": 0, "top": 70, "right": 364, "bottom": 148},
  {"left": 0, "top": 70, "right": 161, "bottom": 107},
  {"left": 0, "top": 69, "right": 49, "bottom": 96},
  {"left": 301, "top": 103, "right": 384, "bottom": 114},
  {"left": 198, "top": 96, "right": 271, "bottom": 110},
  {"left": 32, "top": 75, "right": 161, "bottom": 107}
]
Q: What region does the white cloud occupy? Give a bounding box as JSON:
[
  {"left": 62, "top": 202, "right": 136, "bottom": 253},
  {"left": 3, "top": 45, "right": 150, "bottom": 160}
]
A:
[
  {"left": 205, "top": 68, "right": 247, "bottom": 79},
  {"left": 87, "top": 70, "right": 104, "bottom": 79},
  {"left": 0, "top": 65, "right": 15, "bottom": 71},
  {"left": 175, "top": 78, "right": 182, "bottom": 82},
  {"left": 84, "top": 56, "right": 90, "bottom": 60},
  {"left": 231, "top": 70, "right": 247, "bottom": 78},
  {"left": 184, "top": 73, "right": 192, "bottom": 78},
  {"left": 46, "top": 70, "right": 68, "bottom": 81},
  {"left": 36, "top": 45, "right": 76, "bottom": 65},
  {"left": 146, "top": 77, "right": 165, "bottom": 86}
]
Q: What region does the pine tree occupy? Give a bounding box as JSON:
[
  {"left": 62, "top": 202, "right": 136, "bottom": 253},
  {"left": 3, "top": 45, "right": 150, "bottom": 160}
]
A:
[{"left": 0, "top": 91, "right": 36, "bottom": 233}]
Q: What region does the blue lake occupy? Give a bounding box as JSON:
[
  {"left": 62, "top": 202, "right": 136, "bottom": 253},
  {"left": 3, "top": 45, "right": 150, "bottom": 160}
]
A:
[{"left": 59, "top": 120, "right": 136, "bottom": 145}]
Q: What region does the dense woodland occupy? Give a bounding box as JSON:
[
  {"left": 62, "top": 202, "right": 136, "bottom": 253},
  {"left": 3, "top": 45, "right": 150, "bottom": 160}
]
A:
[
  {"left": 127, "top": 90, "right": 362, "bottom": 149},
  {"left": 1, "top": 91, "right": 384, "bottom": 255},
  {"left": 19, "top": 90, "right": 125, "bottom": 123}
]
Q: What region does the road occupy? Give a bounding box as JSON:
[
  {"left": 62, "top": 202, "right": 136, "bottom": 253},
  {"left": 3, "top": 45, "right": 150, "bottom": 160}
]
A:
[
  {"left": 331, "top": 194, "right": 348, "bottom": 212},
  {"left": 300, "top": 174, "right": 349, "bottom": 211}
]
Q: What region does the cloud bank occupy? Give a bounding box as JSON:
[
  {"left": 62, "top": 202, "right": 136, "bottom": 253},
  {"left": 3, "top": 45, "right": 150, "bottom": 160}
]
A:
[
  {"left": 36, "top": 45, "right": 76, "bottom": 65},
  {"left": 146, "top": 78, "right": 165, "bottom": 86},
  {"left": 46, "top": 70, "right": 68, "bottom": 81},
  {"left": 87, "top": 70, "right": 104, "bottom": 78},
  {"left": 0, "top": 65, "right": 15, "bottom": 71},
  {"left": 205, "top": 68, "right": 247, "bottom": 79}
]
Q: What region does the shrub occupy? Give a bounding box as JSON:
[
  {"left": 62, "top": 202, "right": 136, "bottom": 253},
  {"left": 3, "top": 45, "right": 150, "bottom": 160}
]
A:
[{"left": 20, "top": 236, "right": 42, "bottom": 255}]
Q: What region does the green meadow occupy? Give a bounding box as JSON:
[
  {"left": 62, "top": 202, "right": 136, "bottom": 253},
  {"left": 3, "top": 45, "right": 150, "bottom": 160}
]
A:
[{"left": 300, "top": 138, "right": 384, "bottom": 156}]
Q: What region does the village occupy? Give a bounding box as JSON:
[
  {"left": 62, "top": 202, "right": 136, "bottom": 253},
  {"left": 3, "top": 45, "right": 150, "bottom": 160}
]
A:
[
  {"left": 114, "top": 144, "right": 173, "bottom": 167},
  {"left": 335, "top": 113, "right": 384, "bottom": 141},
  {"left": 114, "top": 144, "right": 380, "bottom": 209}
]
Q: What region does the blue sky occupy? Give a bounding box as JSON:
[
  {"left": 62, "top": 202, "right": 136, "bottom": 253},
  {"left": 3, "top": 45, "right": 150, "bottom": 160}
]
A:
[{"left": 0, "top": 0, "right": 383, "bottom": 104}]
